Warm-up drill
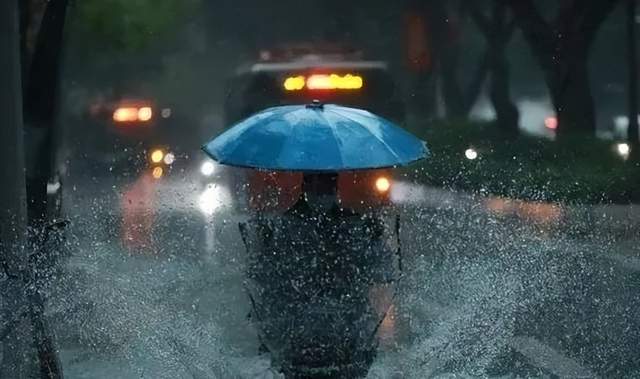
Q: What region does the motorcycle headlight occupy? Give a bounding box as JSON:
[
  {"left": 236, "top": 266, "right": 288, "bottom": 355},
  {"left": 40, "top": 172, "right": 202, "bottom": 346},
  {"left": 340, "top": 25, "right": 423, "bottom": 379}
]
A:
[{"left": 375, "top": 176, "right": 391, "bottom": 193}]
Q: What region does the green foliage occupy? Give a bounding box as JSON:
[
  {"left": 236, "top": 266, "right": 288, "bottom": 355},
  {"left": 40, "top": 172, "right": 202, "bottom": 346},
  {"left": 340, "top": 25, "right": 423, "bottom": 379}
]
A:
[
  {"left": 405, "top": 121, "right": 640, "bottom": 204},
  {"left": 71, "top": 0, "right": 199, "bottom": 52}
]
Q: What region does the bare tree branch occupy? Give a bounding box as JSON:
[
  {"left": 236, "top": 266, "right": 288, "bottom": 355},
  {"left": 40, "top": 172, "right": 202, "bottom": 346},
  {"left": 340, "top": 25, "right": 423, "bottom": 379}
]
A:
[
  {"left": 505, "top": 16, "right": 517, "bottom": 38},
  {"left": 467, "top": 1, "right": 492, "bottom": 38},
  {"left": 556, "top": 0, "right": 585, "bottom": 33},
  {"left": 582, "top": 0, "right": 622, "bottom": 46},
  {"left": 505, "top": 0, "right": 551, "bottom": 43}
]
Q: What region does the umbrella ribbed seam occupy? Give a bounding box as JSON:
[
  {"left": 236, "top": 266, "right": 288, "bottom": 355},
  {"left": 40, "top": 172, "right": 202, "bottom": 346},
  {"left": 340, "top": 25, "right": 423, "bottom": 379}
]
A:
[
  {"left": 275, "top": 107, "right": 316, "bottom": 170},
  {"left": 316, "top": 109, "right": 346, "bottom": 169},
  {"left": 326, "top": 108, "right": 405, "bottom": 165},
  {"left": 218, "top": 109, "right": 291, "bottom": 165},
  {"left": 331, "top": 107, "right": 426, "bottom": 149}
]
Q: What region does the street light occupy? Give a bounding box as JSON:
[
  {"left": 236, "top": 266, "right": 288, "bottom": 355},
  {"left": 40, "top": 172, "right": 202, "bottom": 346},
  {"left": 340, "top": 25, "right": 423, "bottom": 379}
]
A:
[
  {"left": 616, "top": 142, "right": 631, "bottom": 158},
  {"left": 465, "top": 148, "right": 478, "bottom": 160}
]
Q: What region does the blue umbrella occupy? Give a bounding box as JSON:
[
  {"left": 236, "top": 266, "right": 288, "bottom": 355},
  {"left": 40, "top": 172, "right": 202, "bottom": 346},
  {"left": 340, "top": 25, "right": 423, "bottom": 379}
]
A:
[{"left": 202, "top": 102, "right": 429, "bottom": 172}]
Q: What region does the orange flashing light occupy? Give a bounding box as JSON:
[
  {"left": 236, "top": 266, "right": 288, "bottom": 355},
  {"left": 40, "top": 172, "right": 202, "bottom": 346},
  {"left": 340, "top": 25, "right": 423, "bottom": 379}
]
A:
[
  {"left": 283, "top": 75, "right": 305, "bottom": 91},
  {"left": 283, "top": 73, "right": 364, "bottom": 91},
  {"left": 152, "top": 166, "right": 164, "bottom": 179}
]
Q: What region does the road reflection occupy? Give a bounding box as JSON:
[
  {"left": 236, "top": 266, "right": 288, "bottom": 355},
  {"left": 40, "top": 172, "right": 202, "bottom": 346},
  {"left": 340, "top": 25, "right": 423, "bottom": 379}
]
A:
[
  {"left": 120, "top": 172, "right": 158, "bottom": 253},
  {"left": 484, "top": 197, "right": 564, "bottom": 225},
  {"left": 369, "top": 284, "right": 398, "bottom": 348}
]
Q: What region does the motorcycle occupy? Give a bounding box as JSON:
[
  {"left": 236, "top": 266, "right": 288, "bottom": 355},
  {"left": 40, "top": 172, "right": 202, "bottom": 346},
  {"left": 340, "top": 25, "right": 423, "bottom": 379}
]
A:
[
  {"left": 238, "top": 172, "right": 401, "bottom": 377},
  {"left": 201, "top": 102, "right": 428, "bottom": 378}
]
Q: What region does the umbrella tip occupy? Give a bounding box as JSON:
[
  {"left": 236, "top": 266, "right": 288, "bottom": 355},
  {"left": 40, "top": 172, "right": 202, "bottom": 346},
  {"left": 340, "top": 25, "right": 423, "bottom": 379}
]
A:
[{"left": 306, "top": 99, "right": 324, "bottom": 110}]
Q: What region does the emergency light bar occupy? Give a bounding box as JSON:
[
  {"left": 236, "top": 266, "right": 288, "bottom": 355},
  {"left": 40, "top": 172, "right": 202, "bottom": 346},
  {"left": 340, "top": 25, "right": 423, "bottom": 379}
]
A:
[{"left": 283, "top": 73, "right": 363, "bottom": 91}]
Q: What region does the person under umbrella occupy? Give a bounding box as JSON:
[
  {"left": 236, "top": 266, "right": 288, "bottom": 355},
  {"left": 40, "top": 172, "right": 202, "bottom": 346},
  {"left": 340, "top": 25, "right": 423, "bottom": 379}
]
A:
[{"left": 203, "top": 101, "right": 428, "bottom": 378}]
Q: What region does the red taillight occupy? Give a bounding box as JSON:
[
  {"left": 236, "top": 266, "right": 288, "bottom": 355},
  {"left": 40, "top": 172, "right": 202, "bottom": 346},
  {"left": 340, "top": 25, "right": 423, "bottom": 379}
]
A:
[
  {"left": 283, "top": 76, "right": 305, "bottom": 91},
  {"left": 113, "top": 107, "right": 139, "bottom": 122},
  {"left": 306, "top": 74, "right": 334, "bottom": 90},
  {"left": 113, "top": 106, "right": 153, "bottom": 123},
  {"left": 544, "top": 116, "right": 558, "bottom": 130}
]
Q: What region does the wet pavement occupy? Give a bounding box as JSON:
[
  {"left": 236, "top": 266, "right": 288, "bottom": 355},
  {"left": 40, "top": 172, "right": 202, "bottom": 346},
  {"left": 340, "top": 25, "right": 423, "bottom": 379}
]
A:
[{"left": 45, "top": 165, "right": 640, "bottom": 378}]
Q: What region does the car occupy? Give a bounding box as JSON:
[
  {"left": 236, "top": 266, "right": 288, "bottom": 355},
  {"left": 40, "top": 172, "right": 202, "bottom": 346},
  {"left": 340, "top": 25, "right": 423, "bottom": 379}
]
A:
[
  {"left": 206, "top": 44, "right": 404, "bottom": 210},
  {"left": 224, "top": 43, "right": 405, "bottom": 125},
  {"left": 67, "top": 88, "right": 197, "bottom": 182}
]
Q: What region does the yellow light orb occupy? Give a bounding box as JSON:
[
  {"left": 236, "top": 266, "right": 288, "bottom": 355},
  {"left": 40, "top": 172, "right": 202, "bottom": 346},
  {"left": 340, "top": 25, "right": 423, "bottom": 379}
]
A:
[
  {"left": 375, "top": 177, "right": 391, "bottom": 193},
  {"left": 150, "top": 149, "right": 164, "bottom": 163},
  {"left": 283, "top": 76, "right": 305, "bottom": 91},
  {"left": 152, "top": 166, "right": 163, "bottom": 179}
]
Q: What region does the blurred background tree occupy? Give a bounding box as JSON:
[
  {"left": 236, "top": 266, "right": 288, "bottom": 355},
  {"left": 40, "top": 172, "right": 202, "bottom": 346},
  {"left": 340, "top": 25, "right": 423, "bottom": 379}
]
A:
[
  {"left": 627, "top": 0, "right": 639, "bottom": 148},
  {"left": 508, "top": 0, "right": 621, "bottom": 137},
  {"left": 467, "top": 0, "right": 519, "bottom": 136},
  {"left": 72, "top": 0, "right": 200, "bottom": 53}
]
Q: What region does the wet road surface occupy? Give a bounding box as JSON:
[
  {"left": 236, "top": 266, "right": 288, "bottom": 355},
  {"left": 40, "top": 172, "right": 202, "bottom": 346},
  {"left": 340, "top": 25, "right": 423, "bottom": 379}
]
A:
[{"left": 49, "top": 166, "right": 640, "bottom": 378}]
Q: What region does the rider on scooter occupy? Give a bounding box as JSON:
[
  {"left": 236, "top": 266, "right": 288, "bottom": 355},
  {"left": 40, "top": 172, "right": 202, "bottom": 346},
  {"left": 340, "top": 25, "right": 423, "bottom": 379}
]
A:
[{"left": 243, "top": 172, "right": 395, "bottom": 377}]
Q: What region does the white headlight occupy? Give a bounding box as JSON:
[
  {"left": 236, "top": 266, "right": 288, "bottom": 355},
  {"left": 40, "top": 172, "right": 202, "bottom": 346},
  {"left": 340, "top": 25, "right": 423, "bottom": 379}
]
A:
[
  {"left": 465, "top": 148, "right": 478, "bottom": 160},
  {"left": 200, "top": 161, "right": 216, "bottom": 176},
  {"left": 163, "top": 152, "right": 175, "bottom": 165}
]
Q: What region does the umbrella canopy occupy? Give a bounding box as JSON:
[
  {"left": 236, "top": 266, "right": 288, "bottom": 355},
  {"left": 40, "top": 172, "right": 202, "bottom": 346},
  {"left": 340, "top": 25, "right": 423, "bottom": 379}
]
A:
[{"left": 202, "top": 102, "right": 429, "bottom": 172}]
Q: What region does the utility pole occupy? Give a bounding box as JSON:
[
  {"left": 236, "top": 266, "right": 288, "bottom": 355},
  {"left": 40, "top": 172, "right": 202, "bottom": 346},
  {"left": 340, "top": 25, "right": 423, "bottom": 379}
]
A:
[
  {"left": 2, "top": 0, "right": 67, "bottom": 377},
  {"left": 628, "top": 0, "right": 639, "bottom": 147},
  {"left": 0, "top": 0, "right": 38, "bottom": 377},
  {"left": 20, "top": 0, "right": 69, "bottom": 377}
]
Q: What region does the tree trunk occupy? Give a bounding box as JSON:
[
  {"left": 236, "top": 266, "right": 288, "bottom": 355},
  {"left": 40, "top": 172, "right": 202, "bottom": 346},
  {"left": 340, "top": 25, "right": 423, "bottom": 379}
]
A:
[
  {"left": 462, "top": 49, "right": 490, "bottom": 116},
  {"left": 467, "top": 1, "right": 519, "bottom": 134},
  {"left": 440, "top": 50, "right": 466, "bottom": 118},
  {"left": 489, "top": 40, "right": 519, "bottom": 135},
  {"left": 429, "top": 0, "right": 466, "bottom": 118},
  {"left": 21, "top": 1, "right": 69, "bottom": 377},
  {"left": 507, "top": 0, "right": 621, "bottom": 136},
  {"left": 0, "top": 0, "right": 38, "bottom": 377},
  {"left": 627, "top": 0, "right": 639, "bottom": 145},
  {"left": 546, "top": 55, "right": 597, "bottom": 136}
]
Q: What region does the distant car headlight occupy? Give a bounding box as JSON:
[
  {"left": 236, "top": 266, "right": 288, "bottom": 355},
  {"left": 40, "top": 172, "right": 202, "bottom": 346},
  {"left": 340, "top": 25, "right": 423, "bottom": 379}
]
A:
[
  {"left": 150, "top": 149, "right": 164, "bottom": 164},
  {"left": 200, "top": 161, "right": 216, "bottom": 176},
  {"left": 163, "top": 152, "right": 175, "bottom": 165}
]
